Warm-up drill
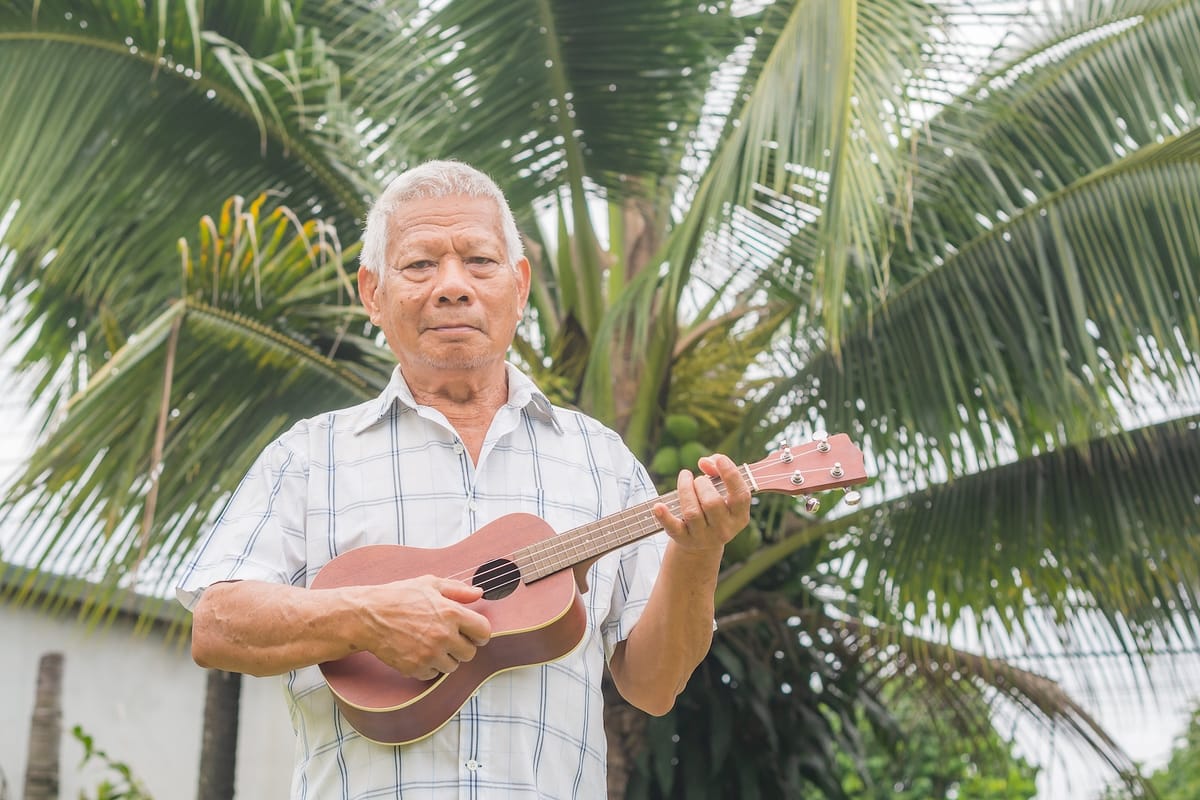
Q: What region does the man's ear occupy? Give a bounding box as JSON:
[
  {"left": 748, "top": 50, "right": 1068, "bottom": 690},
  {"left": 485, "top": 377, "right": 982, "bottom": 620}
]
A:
[
  {"left": 514, "top": 257, "right": 532, "bottom": 312},
  {"left": 358, "top": 266, "right": 381, "bottom": 325}
]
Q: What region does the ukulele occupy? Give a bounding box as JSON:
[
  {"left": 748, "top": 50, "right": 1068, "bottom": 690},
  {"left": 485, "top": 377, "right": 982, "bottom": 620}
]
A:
[{"left": 311, "top": 434, "right": 867, "bottom": 744}]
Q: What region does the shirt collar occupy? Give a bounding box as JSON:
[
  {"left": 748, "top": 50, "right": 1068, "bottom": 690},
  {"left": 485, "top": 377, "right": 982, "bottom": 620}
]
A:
[{"left": 351, "top": 362, "right": 562, "bottom": 435}]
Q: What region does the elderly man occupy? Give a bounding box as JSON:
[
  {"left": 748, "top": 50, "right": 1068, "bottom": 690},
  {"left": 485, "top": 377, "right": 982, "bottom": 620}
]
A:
[{"left": 178, "top": 160, "right": 751, "bottom": 799}]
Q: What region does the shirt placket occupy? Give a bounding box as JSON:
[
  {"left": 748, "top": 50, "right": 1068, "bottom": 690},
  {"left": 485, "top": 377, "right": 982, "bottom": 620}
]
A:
[{"left": 453, "top": 403, "right": 530, "bottom": 798}]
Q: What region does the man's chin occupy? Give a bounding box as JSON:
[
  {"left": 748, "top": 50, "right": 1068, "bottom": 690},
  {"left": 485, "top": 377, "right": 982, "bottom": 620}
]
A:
[{"left": 414, "top": 352, "right": 496, "bottom": 371}]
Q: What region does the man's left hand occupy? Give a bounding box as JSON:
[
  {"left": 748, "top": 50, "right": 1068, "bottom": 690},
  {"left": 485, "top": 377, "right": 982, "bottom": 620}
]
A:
[{"left": 652, "top": 454, "right": 752, "bottom": 555}]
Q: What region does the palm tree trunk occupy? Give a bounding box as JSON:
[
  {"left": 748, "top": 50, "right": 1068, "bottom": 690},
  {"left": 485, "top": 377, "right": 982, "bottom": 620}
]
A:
[
  {"left": 22, "top": 652, "right": 63, "bottom": 800},
  {"left": 196, "top": 669, "right": 242, "bottom": 800}
]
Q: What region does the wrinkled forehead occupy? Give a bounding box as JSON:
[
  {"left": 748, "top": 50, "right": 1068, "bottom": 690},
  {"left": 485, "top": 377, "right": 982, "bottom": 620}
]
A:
[{"left": 385, "top": 196, "right": 507, "bottom": 253}]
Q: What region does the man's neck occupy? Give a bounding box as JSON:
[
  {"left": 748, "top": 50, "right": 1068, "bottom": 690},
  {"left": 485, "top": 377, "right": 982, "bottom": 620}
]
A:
[{"left": 401, "top": 361, "right": 510, "bottom": 463}]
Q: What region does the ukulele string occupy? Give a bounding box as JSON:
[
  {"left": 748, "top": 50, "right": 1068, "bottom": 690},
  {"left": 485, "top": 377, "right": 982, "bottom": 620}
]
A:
[
  {"left": 433, "top": 443, "right": 841, "bottom": 588},
  {"left": 438, "top": 447, "right": 841, "bottom": 588},
  {"left": 517, "top": 443, "right": 848, "bottom": 579}
]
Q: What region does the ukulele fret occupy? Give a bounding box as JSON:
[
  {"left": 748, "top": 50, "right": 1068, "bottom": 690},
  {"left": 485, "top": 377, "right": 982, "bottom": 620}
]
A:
[{"left": 516, "top": 472, "right": 745, "bottom": 582}]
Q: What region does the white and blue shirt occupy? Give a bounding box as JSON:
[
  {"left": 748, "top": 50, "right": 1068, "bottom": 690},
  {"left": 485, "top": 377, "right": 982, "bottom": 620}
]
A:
[{"left": 177, "top": 363, "right": 664, "bottom": 799}]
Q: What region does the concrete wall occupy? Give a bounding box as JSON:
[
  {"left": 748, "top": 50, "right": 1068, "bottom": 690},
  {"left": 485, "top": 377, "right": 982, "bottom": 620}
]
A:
[{"left": 0, "top": 598, "right": 293, "bottom": 799}]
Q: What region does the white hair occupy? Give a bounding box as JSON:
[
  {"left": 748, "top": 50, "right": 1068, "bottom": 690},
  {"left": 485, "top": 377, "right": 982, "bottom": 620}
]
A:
[{"left": 360, "top": 160, "right": 524, "bottom": 276}]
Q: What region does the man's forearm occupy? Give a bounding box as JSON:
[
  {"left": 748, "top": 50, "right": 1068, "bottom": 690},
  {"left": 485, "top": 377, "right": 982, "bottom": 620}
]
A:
[
  {"left": 190, "top": 580, "right": 369, "bottom": 677},
  {"left": 609, "top": 543, "right": 723, "bottom": 715}
]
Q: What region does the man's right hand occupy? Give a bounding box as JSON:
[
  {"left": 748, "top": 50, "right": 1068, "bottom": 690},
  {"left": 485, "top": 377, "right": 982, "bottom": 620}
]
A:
[{"left": 352, "top": 575, "right": 492, "bottom": 680}]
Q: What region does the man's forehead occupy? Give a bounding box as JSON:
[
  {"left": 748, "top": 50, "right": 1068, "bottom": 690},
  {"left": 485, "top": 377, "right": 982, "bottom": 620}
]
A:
[{"left": 386, "top": 196, "right": 505, "bottom": 246}]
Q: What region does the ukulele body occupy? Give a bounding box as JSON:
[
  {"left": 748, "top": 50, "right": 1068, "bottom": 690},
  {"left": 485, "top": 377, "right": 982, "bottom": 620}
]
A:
[{"left": 310, "top": 513, "right": 587, "bottom": 745}]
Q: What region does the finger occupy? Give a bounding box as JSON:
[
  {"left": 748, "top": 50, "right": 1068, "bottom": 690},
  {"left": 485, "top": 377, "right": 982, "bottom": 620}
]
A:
[
  {"left": 459, "top": 609, "right": 492, "bottom": 647},
  {"left": 674, "top": 469, "right": 706, "bottom": 527},
  {"left": 652, "top": 502, "right": 686, "bottom": 537},
  {"left": 715, "top": 454, "right": 752, "bottom": 513},
  {"left": 446, "top": 636, "right": 478, "bottom": 664},
  {"left": 691, "top": 469, "right": 723, "bottom": 507},
  {"left": 436, "top": 577, "right": 485, "bottom": 604},
  {"left": 697, "top": 454, "right": 750, "bottom": 516},
  {"left": 430, "top": 650, "right": 460, "bottom": 675}
]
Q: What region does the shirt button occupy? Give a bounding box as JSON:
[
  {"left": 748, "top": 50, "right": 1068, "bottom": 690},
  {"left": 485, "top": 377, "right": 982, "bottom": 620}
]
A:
[
  {"left": 465, "top": 759, "right": 482, "bottom": 771},
  {"left": 468, "top": 500, "right": 478, "bottom": 512},
  {"left": 453, "top": 441, "right": 464, "bottom": 454}
]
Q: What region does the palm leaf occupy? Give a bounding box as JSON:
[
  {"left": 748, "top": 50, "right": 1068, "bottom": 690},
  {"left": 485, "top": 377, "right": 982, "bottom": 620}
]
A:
[
  {"left": 308, "top": 0, "right": 742, "bottom": 205},
  {"left": 0, "top": 0, "right": 363, "bottom": 400},
  {"left": 1, "top": 195, "right": 388, "bottom": 607},
  {"left": 838, "top": 415, "right": 1200, "bottom": 643}
]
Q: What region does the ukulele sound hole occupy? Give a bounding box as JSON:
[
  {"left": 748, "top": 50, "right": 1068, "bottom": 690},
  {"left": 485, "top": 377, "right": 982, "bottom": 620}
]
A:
[{"left": 473, "top": 558, "right": 521, "bottom": 600}]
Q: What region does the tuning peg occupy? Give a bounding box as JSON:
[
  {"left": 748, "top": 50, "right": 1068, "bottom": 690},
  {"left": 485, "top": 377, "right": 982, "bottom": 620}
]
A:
[
  {"left": 804, "top": 496, "right": 820, "bottom": 513},
  {"left": 813, "top": 430, "right": 831, "bottom": 453},
  {"left": 842, "top": 489, "right": 862, "bottom": 506}
]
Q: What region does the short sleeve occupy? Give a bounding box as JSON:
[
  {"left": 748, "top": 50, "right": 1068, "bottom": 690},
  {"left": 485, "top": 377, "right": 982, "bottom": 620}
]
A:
[
  {"left": 175, "top": 437, "right": 309, "bottom": 610},
  {"left": 599, "top": 460, "right": 665, "bottom": 659}
]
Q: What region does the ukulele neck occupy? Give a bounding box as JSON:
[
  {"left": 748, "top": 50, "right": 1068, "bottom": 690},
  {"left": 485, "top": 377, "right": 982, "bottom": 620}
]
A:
[{"left": 514, "top": 465, "right": 755, "bottom": 582}]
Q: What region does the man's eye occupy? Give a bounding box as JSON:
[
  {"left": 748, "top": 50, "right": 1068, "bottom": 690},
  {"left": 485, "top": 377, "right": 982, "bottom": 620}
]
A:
[{"left": 403, "top": 260, "right": 436, "bottom": 271}]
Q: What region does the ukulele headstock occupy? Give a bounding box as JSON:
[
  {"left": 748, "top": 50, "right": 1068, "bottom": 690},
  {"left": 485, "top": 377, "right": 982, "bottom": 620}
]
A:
[{"left": 744, "top": 433, "right": 867, "bottom": 507}]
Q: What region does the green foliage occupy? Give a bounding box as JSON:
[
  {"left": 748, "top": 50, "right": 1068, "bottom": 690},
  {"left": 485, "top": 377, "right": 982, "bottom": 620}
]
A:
[
  {"left": 1102, "top": 704, "right": 1200, "bottom": 800},
  {"left": 72, "top": 725, "right": 154, "bottom": 800},
  {"left": 626, "top": 616, "right": 867, "bottom": 800},
  {"left": 722, "top": 518, "right": 763, "bottom": 564},
  {"left": 835, "top": 689, "right": 1038, "bottom": 800}
]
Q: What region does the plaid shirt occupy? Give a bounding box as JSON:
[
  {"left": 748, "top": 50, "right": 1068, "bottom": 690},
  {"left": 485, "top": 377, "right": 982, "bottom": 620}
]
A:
[{"left": 177, "top": 364, "right": 663, "bottom": 799}]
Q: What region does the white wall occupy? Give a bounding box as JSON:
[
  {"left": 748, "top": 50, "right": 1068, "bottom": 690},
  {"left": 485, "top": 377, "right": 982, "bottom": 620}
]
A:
[{"left": 0, "top": 599, "right": 293, "bottom": 799}]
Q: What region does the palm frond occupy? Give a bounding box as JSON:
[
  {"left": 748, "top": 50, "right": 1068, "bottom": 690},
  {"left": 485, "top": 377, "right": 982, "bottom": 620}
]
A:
[
  {"left": 1, "top": 196, "right": 388, "bottom": 605},
  {"left": 906, "top": 1, "right": 1200, "bottom": 296},
  {"left": 0, "top": 1, "right": 363, "bottom": 400},
  {"left": 663, "top": 0, "right": 942, "bottom": 349},
  {"left": 306, "top": 0, "right": 742, "bottom": 207},
  {"left": 837, "top": 415, "right": 1200, "bottom": 648},
  {"left": 737, "top": 127, "right": 1200, "bottom": 478}
]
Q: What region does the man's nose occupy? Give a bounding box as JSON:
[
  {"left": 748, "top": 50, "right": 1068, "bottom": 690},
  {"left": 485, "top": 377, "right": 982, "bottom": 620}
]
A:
[{"left": 433, "top": 258, "right": 473, "bottom": 304}]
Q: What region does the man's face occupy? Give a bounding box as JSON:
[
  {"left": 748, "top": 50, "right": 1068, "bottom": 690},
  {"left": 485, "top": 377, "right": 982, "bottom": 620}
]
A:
[{"left": 358, "top": 195, "right": 530, "bottom": 380}]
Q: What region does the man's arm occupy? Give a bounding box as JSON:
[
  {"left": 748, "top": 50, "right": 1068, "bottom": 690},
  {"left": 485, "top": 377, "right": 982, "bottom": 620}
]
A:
[
  {"left": 190, "top": 576, "right": 492, "bottom": 680},
  {"left": 607, "top": 454, "right": 750, "bottom": 715}
]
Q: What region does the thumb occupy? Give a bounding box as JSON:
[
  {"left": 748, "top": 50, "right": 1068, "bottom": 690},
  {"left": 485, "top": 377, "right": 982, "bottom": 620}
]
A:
[{"left": 436, "top": 578, "right": 485, "bottom": 603}]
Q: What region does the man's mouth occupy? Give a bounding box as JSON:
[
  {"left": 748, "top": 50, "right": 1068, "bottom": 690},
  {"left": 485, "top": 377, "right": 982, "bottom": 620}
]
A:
[{"left": 425, "top": 324, "right": 479, "bottom": 333}]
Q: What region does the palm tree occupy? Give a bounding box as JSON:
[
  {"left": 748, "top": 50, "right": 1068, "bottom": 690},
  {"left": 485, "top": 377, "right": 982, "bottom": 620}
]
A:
[{"left": 3, "top": 0, "right": 1199, "bottom": 796}]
